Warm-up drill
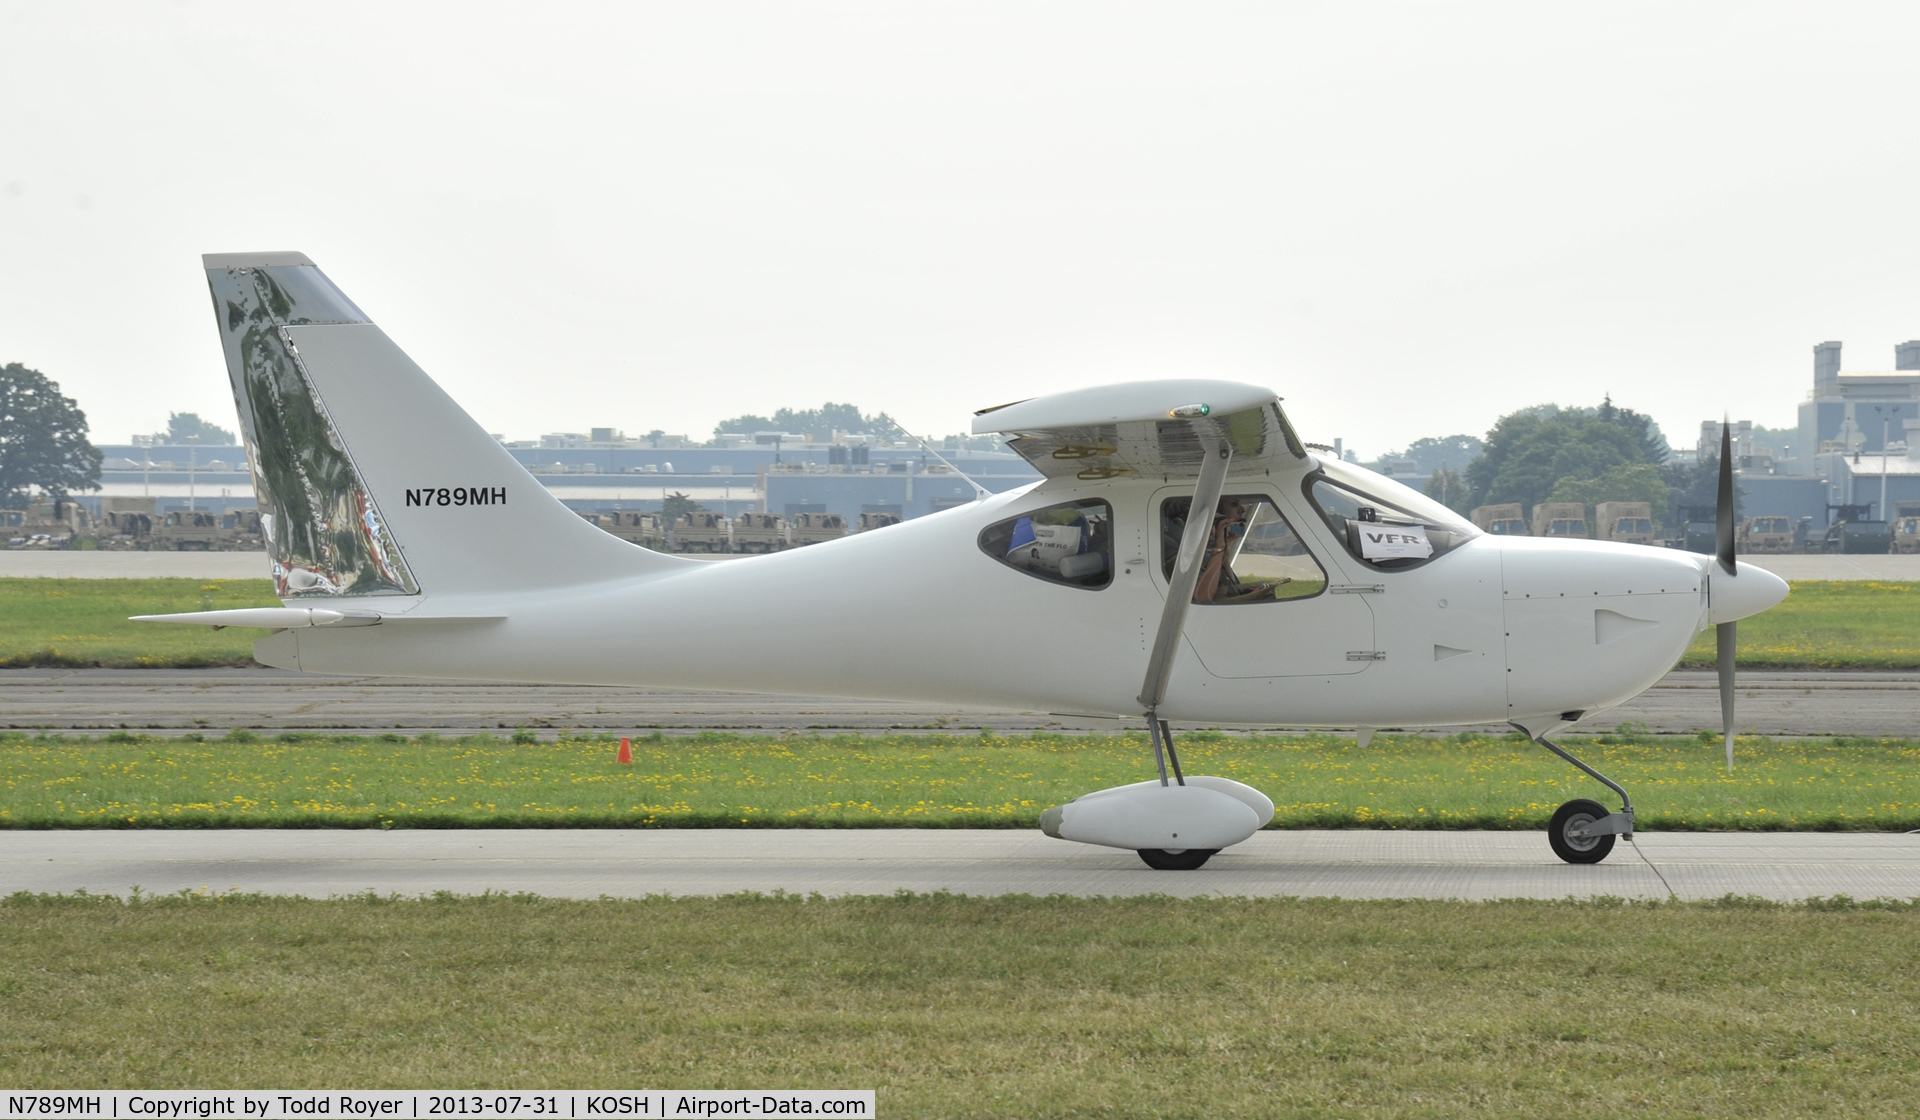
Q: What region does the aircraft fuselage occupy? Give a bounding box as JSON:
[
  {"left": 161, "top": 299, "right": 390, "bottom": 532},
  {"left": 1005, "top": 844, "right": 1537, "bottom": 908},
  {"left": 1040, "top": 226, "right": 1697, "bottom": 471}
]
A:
[{"left": 259, "top": 471, "right": 1717, "bottom": 730}]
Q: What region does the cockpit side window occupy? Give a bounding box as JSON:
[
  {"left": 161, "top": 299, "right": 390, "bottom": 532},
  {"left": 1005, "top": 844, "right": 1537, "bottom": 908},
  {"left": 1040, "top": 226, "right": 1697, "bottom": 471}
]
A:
[
  {"left": 978, "top": 499, "right": 1113, "bottom": 589},
  {"left": 1304, "top": 459, "right": 1480, "bottom": 572},
  {"left": 1160, "top": 494, "right": 1327, "bottom": 604}
]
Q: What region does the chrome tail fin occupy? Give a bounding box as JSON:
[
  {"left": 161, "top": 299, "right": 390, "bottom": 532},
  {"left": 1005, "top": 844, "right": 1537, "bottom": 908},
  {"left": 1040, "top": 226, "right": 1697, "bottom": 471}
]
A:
[{"left": 203, "top": 252, "right": 677, "bottom": 603}]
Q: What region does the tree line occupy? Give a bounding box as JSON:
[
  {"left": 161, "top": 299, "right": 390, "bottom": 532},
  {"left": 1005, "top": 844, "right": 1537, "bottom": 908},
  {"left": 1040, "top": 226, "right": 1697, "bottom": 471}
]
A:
[
  {"left": 0, "top": 363, "right": 101, "bottom": 508},
  {"left": 1408, "top": 396, "right": 1729, "bottom": 526},
  {"left": 0, "top": 356, "right": 1737, "bottom": 529}
]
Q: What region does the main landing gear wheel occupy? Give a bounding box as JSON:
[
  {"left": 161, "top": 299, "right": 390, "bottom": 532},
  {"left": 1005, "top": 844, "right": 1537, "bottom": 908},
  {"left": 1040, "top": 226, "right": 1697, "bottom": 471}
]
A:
[
  {"left": 1137, "top": 848, "right": 1217, "bottom": 871},
  {"left": 1548, "top": 799, "right": 1617, "bottom": 864}
]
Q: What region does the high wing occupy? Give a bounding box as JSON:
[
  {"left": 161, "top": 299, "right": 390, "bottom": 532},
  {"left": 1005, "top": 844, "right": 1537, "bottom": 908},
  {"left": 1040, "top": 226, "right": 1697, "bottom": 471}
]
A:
[
  {"left": 976, "top": 379, "right": 1311, "bottom": 798},
  {"left": 974, "top": 380, "right": 1307, "bottom": 485}
]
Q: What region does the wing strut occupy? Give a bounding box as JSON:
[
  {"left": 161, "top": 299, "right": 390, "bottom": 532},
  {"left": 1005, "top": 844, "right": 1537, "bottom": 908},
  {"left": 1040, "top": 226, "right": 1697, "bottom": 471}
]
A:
[{"left": 1136, "top": 428, "right": 1232, "bottom": 785}]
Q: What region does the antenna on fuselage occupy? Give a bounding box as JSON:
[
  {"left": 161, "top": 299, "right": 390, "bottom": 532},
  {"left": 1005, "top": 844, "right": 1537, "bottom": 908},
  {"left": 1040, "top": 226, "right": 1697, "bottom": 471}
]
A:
[{"left": 910, "top": 434, "right": 991, "bottom": 501}]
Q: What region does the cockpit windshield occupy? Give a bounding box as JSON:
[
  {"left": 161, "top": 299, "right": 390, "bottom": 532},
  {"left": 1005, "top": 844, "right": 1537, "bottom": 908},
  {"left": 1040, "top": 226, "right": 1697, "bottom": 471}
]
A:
[{"left": 1304, "top": 458, "right": 1480, "bottom": 571}]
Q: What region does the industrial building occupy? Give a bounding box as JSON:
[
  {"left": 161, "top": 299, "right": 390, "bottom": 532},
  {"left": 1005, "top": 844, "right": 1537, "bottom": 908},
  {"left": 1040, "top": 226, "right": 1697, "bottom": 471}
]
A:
[
  {"left": 76, "top": 431, "right": 1043, "bottom": 526},
  {"left": 43, "top": 341, "right": 1920, "bottom": 550},
  {"left": 1725, "top": 341, "right": 1920, "bottom": 529}
]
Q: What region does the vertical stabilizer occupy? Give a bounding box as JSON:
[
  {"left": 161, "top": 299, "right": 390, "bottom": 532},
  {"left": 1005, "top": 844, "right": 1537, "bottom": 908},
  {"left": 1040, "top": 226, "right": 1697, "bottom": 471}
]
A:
[{"left": 204, "top": 252, "right": 678, "bottom": 601}]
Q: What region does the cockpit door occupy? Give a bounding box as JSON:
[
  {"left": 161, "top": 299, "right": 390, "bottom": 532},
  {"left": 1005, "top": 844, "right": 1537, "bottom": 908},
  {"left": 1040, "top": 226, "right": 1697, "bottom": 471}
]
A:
[{"left": 1149, "top": 486, "right": 1375, "bottom": 678}]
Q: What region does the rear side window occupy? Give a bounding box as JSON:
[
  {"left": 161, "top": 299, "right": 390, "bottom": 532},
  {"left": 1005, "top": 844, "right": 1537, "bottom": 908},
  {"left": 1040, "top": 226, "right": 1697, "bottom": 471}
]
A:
[{"left": 978, "top": 499, "right": 1113, "bottom": 589}]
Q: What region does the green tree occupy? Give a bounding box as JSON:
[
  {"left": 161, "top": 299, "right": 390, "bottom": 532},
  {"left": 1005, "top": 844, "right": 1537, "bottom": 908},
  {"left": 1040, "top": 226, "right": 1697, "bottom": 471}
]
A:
[
  {"left": 1372, "top": 435, "right": 1484, "bottom": 474},
  {"left": 155, "top": 411, "right": 237, "bottom": 446},
  {"left": 1422, "top": 467, "right": 1470, "bottom": 514},
  {"left": 0, "top": 363, "right": 102, "bottom": 507},
  {"left": 659, "top": 491, "right": 703, "bottom": 520},
  {"left": 714, "top": 413, "right": 774, "bottom": 434},
  {"left": 1546, "top": 462, "right": 1671, "bottom": 527},
  {"left": 943, "top": 432, "right": 1007, "bottom": 453},
  {"left": 1465, "top": 402, "right": 1668, "bottom": 516},
  {"left": 1661, "top": 455, "right": 1742, "bottom": 525},
  {"left": 1594, "top": 394, "right": 1670, "bottom": 463},
  {"left": 713, "top": 403, "right": 905, "bottom": 441}
]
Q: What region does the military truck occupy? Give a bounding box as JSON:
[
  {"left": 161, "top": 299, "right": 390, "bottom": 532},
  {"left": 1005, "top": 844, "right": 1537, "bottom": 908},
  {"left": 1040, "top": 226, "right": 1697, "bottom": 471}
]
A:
[
  {"left": 731, "top": 512, "right": 788, "bottom": 553},
  {"left": 1669, "top": 504, "right": 1716, "bottom": 554},
  {"left": 1594, "top": 501, "right": 1656, "bottom": 545},
  {"left": 856, "top": 511, "right": 901, "bottom": 533},
  {"left": 673, "top": 511, "right": 733, "bottom": 553},
  {"left": 585, "top": 511, "right": 666, "bottom": 550},
  {"left": 96, "top": 497, "right": 156, "bottom": 549},
  {"left": 788, "top": 512, "right": 846, "bottom": 547},
  {"left": 1894, "top": 515, "right": 1920, "bottom": 554},
  {"left": 1830, "top": 519, "right": 1891, "bottom": 554},
  {"left": 1469, "top": 503, "right": 1528, "bottom": 536},
  {"left": 1823, "top": 504, "right": 1889, "bottom": 554},
  {"left": 26, "top": 498, "right": 89, "bottom": 543},
  {"left": 151, "top": 510, "right": 227, "bottom": 550},
  {"left": 221, "top": 509, "right": 265, "bottom": 550},
  {"left": 2, "top": 499, "right": 90, "bottom": 547},
  {"left": 1530, "top": 502, "right": 1588, "bottom": 539},
  {"left": 1736, "top": 515, "right": 1795, "bottom": 554}
]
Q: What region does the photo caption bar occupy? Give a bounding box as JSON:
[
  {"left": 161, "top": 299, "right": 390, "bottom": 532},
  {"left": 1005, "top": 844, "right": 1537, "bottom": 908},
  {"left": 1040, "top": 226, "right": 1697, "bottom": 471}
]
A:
[{"left": 0, "top": 1092, "right": 874, "bottom": 1119}]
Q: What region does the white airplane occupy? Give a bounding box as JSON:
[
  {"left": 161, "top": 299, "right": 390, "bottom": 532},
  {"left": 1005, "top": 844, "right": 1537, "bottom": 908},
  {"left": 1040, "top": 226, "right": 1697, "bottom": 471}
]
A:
[{"left": 140, "top": 252, "right": 1789, "bottom": 870}]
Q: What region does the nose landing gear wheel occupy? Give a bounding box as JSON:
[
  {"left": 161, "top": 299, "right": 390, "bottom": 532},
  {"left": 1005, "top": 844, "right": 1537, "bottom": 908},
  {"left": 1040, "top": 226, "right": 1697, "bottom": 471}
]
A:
[
  {"left": 1548, "top": 799, "right": 1617, "bottom": 864},
  {"left": 1137, "top": 848, "right": 1217, "bottom": 870}
]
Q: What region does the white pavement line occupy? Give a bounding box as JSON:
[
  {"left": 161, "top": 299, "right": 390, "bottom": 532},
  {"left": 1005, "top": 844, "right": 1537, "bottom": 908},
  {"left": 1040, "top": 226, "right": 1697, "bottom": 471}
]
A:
[{"left": 4, "top": 830, "right": 1919, "bottom": 902}]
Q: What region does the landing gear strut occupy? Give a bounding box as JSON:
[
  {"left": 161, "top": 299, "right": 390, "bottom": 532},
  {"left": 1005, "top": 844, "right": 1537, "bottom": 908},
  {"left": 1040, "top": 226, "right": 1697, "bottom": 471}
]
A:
[
  {"left": 1515, "top": 715, "right": 1635, "bottom": 865},
  {"left": 1136, "top": 714, "right": 1218, "bottom": 871},
  {"left": 1034, "top": 425, "right": 1259, "bottom": 869}
]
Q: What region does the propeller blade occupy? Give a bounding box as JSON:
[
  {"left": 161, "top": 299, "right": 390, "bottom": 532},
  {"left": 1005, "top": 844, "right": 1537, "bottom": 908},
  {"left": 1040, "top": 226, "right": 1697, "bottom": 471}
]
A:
[
  {"left": 1716, "top": 419, "right": 1736, "bottom": 575},
  {"left": 1717, "top": 620, "right": 1736, "bottom": 771},
  {"left": 1715, "top": 419, "right": 1737, "bottom": 769}
]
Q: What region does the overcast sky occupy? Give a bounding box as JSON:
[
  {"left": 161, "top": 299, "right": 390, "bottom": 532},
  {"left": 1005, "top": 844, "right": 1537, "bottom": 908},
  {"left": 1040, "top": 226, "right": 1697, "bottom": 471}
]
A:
[{"left": 4, "top": 2, "right": 1918, "bottom": 458}]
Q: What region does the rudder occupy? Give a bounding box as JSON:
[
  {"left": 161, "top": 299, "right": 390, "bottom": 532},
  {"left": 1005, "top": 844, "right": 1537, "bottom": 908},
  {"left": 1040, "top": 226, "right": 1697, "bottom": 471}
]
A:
[{"left": 204, "top": 251, "right": 676, "bottom": 602}]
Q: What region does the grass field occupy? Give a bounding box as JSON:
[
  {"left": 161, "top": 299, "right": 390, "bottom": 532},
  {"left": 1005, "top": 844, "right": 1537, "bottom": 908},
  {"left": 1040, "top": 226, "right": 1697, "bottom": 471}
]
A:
[
  {"left": 1, "top": 892, "right": 1914, "bottom": 1115},
  {"left": 0, "top": 578, "right": 278, "bottom": 668},
  {"left": 5, "top": 729, "right": 1917, "bottom": 831},
  {"left": 3, "top": 576, "right": 1916, "bottom": 669},
  {"left": 1677, "top": 580, "right": 1920, "bottom": 669}
]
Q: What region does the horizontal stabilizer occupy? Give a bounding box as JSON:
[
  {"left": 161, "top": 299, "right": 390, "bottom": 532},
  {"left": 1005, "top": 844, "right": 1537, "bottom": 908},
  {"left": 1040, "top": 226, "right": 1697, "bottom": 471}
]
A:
[{"left": 130, "top": 608, "right": 503, "bottom": 630}]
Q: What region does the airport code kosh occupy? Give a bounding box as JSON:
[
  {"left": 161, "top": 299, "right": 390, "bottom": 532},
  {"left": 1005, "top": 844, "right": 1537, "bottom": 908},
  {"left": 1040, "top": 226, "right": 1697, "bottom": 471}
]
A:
[{"left": 0, "top": 1094, "right": 874, "bottom": 1120}]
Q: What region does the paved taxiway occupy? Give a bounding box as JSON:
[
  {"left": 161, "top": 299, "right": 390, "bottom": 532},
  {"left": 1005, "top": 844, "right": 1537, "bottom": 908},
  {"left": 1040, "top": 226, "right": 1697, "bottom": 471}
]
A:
[
  {"left": 5, "top": 668, "right": 1916, "bottom": 737},
  {"left": 5, "top": 829, "right": 1916, "bottom": 901}
]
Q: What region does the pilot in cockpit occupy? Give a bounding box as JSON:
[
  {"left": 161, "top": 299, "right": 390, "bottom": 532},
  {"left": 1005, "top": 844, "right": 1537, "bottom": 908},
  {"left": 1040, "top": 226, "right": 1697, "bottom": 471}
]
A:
[{"left": 1163, "top": 497, "right": 1286, "bottom": 604}]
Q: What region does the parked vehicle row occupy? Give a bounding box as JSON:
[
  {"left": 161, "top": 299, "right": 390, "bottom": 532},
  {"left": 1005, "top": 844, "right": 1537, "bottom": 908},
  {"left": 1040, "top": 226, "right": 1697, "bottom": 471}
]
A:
[
  {"left": 579, "top": 509, "right": 900, "bottom": 554},
  {"left": 1, "top": 498, "right": 264, "bottom": 551},
  {"left": 1468, "top": 500, "right": 1920, "bottom": 554}
]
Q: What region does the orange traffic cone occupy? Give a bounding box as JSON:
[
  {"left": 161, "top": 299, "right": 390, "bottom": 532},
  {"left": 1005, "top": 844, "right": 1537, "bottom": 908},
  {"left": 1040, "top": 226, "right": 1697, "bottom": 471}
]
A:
[{"left": 617, "top": 737, "right": 633, "bottom": 765}]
